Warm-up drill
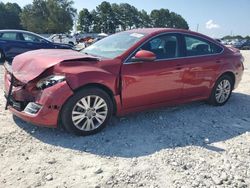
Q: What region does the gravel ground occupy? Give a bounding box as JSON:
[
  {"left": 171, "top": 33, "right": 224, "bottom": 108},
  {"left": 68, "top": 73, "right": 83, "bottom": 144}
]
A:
[{"left": 0, "top": 51, "right": 250, "bottom": 188}]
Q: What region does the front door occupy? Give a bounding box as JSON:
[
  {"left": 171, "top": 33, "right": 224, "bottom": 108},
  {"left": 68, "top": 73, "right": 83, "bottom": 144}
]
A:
[{"left": 121, "top": 33, "right": 186, "bottom": 109}]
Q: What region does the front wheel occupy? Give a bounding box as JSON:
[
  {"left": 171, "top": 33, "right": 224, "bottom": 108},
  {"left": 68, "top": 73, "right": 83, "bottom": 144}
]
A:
[
  {"left": 0, "top": 49, "right": 5, "bottom": 62},
  {"left": 60, "top": 87, "right": 113, "bottom": 136},
  {"left": 208, "top": 75, "right": 233, "bottom": 106}
]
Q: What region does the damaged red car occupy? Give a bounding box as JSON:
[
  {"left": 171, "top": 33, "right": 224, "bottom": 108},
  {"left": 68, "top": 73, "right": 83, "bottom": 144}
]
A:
[{"left": 4, "top": 28, "right": 244, "bottom": 135}]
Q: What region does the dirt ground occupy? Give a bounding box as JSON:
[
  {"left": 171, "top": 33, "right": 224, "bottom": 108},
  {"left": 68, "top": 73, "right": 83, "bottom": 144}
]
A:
[{"left": 0, "top": 51, "right": 250, "bottom": 188}]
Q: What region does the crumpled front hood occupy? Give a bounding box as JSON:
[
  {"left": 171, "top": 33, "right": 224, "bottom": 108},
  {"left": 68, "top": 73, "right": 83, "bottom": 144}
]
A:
[{"left": 12, "top": 49, "right": 98, "bottom": 83}]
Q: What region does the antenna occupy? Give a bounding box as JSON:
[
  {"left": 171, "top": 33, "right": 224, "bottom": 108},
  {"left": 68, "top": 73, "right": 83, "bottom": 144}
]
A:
[{"left": 196, "top": 24, "right": 199, "bottom": 32}]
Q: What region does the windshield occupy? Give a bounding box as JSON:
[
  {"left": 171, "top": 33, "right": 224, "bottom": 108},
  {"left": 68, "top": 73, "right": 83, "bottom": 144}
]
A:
[{"left": 82, "top": 32, "right": 147, "bottom": 58}]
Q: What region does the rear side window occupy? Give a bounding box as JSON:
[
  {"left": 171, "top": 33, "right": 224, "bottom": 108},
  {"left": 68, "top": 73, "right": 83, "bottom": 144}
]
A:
[
  {"left": 0, "top": 32, "right": 17, "bottom": 40},
  {"left": 184, "top": 35, "right": 223, "bottom": 56},
  {"left": 22, "top": 33, "right": 44, "bottom": 43}
]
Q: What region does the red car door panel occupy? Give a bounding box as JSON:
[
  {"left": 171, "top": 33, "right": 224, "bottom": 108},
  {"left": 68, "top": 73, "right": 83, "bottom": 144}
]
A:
[
  {"left": 182, "top": 56, "right": 222, "bottom": 99},
  {"left": 180, "top": 34, "right": 224, "bottom": 99},
  {"left": 121, "top": 59, "right": 186, "bottom": 109}
]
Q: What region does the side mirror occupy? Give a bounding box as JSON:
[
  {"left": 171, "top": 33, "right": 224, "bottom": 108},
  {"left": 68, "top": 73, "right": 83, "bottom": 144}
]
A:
[{"left": 132, "top": 50, "right": 156, "bottom": 62}]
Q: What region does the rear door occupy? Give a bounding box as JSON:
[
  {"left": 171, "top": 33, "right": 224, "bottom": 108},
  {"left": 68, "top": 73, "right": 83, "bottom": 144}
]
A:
[
  {"left": 21, "top": 33, "right": 53, "bottom": 50},
  {"left": 121, "top": 33, "right": 186, "bottom": 109},
  {"left": 180, "top": 34, "right": 224, "bottom": 99}
]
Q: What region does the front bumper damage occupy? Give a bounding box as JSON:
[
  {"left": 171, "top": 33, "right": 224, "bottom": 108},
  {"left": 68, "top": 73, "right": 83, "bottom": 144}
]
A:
[{"left": 4, "top": 67, "right": 74, "bottom": 127}]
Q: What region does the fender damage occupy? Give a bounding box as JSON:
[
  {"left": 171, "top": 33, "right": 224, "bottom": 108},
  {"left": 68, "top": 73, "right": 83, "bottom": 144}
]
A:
[{"left": 4, "top": 49, "right": 120, "bottom": 127}]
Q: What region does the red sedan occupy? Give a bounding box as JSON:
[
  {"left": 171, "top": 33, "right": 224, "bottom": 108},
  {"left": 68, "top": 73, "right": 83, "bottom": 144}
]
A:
[{"left": 4, "top": 28, "right": 244, "bottom": 135}]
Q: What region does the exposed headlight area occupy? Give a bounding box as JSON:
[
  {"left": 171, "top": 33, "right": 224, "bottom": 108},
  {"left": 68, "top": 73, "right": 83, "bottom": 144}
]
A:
[
  {"left": 24, "top": 102, "right": 42, "bottom": 115},
  {"left": 36, "top": 75, "right": 65, "bottom": 90}
]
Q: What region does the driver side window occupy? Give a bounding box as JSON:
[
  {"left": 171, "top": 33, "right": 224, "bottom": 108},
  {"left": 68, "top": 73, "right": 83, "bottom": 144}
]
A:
[{"left": 140, "top": 34, "right": 180, "bottom": 60}]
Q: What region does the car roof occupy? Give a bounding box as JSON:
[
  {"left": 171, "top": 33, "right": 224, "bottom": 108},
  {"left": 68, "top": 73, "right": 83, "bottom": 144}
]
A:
[
  {"left": 126, "top": 28, "right": 220, "bottom": 44},
  {"left": 0, "top": 29, "right": 50, "bottom": 41},
  {"left": 126, "top": 28, "right": 190, "bottom": 34},
  {"left": 0, "top": 29, "right": 37, "bottom": 34}
]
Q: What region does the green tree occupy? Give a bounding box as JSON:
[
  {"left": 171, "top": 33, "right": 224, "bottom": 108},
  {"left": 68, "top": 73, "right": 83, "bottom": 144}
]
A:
[
  {"left": 77, "top": 8, "right": 92, "bottom": 32},
  {"left": 0, "top": 2, "right": 22, "bottom": 29},
  {"left": 91, "top": 10, "right": 101, "bottom": 33},
  {"left": 222, "top": 35, "right": 245, "bottom": 40},
  {"left": 20, "top": 0, "right": 76, "bottom": 33},
  {"left": 170, "top": 12, "right": 189, "bottom": 29},
  {"left": 118, "top": 3, "right": 140, "bottom": 30},
  {"left": 111, "top": 3, "right": 122, "bottom": 31},
  {"left": 77, "top": 1, "right": 189, "bottom": 33},
  {"left": 138, "top": 9, "right": 151, "bottom": 28},
  {"left": 46, "top": 0, "right": 76, "bottom": 33},
  {"left": 150, "top": 9, "right": 171, "bottom": 27},
  {"left": 21, "top": 0, "right": 48, "bottom": 33},
  {"left": 96, "top": 1, "right": 116, "bottom": 33}
]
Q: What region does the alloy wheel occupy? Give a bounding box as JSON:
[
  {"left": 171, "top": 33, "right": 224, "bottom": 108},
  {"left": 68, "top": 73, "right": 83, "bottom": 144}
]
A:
[
  {"left": 71, "top": 95, "right": 108, "bottom": 131},
  {"left": 215, "top": 79, "right": 231, "bottom": 103}
]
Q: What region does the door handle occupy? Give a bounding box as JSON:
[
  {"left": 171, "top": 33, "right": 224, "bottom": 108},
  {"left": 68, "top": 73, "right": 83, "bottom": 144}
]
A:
[
  {"left": 176, "top": 64, "right": 183, "bottom": 70},
  {"left": 216, "top": 60, "right": 222, "bottom": 64}
]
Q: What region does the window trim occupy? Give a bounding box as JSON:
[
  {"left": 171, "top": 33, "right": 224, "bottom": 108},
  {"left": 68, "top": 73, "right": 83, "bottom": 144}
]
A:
[{"left": 124, "top": 32, "right": 225, "bottom": 64}]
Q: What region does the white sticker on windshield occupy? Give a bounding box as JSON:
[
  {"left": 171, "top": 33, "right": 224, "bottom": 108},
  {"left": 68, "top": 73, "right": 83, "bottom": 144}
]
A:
[{"left": 130, "top": 33, "right": 144, "bottom": 38}]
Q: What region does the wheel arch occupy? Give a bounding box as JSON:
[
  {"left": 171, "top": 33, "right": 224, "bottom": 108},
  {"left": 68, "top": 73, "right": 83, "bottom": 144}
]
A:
[
  {"left": 58, "top": 82, "right": 118, "bottom": 129},
  {"left": 218, "top": 71, "right": 236, "bottom": 89},
  {"left": 73, "top": 83, "right": 117, "bottom": 114},
  {"left": 0, "top": 48, "right": 5, "bottom": 61}
]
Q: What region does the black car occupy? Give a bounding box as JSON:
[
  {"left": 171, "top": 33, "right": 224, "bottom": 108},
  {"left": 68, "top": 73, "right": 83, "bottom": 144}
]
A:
[
  {"left": 233, "top": 40, "right": 250, "bottom": 50},
  {"left": 0, "top": 30, "right": 72, "bottom": 62}
]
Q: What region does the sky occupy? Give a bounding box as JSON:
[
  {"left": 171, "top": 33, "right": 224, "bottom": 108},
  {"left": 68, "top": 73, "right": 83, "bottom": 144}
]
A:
[{"left": 2, "top": 0, "right": 250, "bottom": 38}]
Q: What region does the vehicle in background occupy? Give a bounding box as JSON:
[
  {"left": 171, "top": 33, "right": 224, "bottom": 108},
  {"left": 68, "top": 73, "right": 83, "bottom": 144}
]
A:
[
  {"left": 49, "top": 34, "right": 77, "bottom": 46},
  {"left": 221, "top": 40, "right": 230, "bottom": 45},
  {"left": 77, "top": 36, "right": 93, "bottom": 43},
  {"left": 0, "top": 30, "right": 72, "bottom": 62},
  {"left": 233, "top": 40, "right": 250, "bottom": 50},
  {"left": 75, "top": 33, "right": 108, "bottom": 46},
  {"left": 4, "top": 28, "right": 244, "bottom": 135},
  {"left": 214, "top": 38, "right": 222, "bottom": 43}
]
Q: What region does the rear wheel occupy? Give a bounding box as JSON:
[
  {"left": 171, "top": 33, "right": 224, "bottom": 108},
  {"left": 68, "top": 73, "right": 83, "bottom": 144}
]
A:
[
  {"left": 208, "top": 75, "right": 233, "bottom": 106},
  {"left": 60, "top": 87, "right": 113, "bottom": 136}
]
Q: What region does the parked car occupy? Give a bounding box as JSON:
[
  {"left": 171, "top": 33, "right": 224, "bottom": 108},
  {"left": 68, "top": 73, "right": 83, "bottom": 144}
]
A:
[
  {"left": 233, "top": 40, "right": 250, "bottom": 50},
  {"left": 4, "top": 28, "right": 244, "bottom": 135},
  {"left": 0, "top": 30, "right": 72, "bottom": 62},
  {"left": 49, "top": 34, "right": 77, "bottom": 46},
  {"left": 214, "top": 38, "right": 222, "bottom": 43}
]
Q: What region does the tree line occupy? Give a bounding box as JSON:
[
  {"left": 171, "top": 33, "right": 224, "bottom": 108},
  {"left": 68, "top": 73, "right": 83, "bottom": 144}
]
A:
[
  {"left": 0, "top": 0, "right": 76, "bottom": 33},
  {"left": 0, "top": 2, "right": 22, "bottom": 29},
  {"left": 77, "top": 1, "right": 189, "bottom": 33},
  {"left": 0, "top": 0, "right": 189, "bottom": 34},
  {"left": 222, "top": 35, "right": 250, "bottom": 41},
  {"left": 2, "top": 0, "right": 249, "bottom": 40}
]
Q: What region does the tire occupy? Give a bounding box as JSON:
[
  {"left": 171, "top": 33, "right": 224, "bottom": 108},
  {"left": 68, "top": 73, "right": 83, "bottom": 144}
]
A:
[
  {"left": 68, "top": 42, "right": 74, "bottom": 46},
  {"left": 0, "top": 49, "right": 5, "bottom": 62},
  {"left": 208, "top": 75, "right": 233, "bottom": 106},
  {"left": 60, "top": 87, "right": 113, "bottom": 136}
]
